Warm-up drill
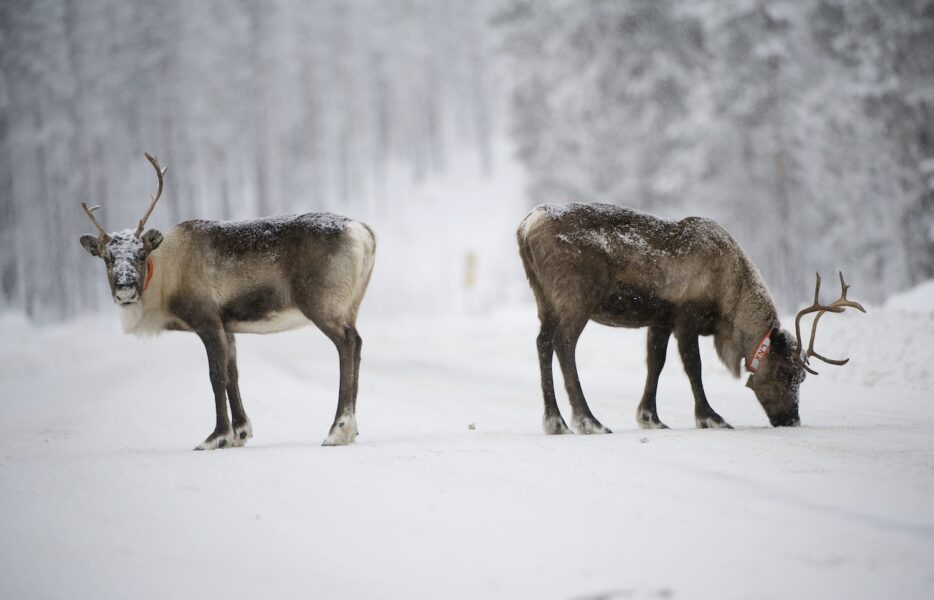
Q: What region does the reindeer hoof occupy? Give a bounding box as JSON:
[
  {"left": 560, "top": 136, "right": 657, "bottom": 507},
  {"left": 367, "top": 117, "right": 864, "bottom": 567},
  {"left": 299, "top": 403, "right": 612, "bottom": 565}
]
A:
[
  {"left": 572, "top": 416, "right": 612, "bottom": 435},
  {"left": 542, "top": 414, "right": 571, "bottom": 435},
  {"left": 637, "top": 417, "right": 669, "bottom": 430},
  {"left": 636, "top": 407, "right": 669, "bottom": 429},
  {"left": 194, "top": 429, "right": 235, "bottom": 450},
  {"left": 696, "top": 414, "right": 733, "bottom": 429},
  {"left": 231, "top": 420, "right": 254, "bottom": 447},
  {"left": 322, "top": 415, "right": 358, "bottom": 446}
]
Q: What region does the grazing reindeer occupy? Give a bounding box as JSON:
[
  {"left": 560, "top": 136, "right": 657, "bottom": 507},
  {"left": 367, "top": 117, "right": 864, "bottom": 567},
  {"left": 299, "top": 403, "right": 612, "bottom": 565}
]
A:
[
  {"left": 517, "top": 203, "right": 864, "bottom": 433},
  {"left": 79, "top": 153, "right": 376, "bottom": 450}
]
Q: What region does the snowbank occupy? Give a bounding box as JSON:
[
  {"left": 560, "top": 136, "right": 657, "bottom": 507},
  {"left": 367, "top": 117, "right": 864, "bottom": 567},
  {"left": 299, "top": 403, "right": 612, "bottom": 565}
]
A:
[
  {"left": 885, "top": 279, "right": 934, "bottom": 313},
  {"left": 791, "top": 279, "right": 934, "bottom": 392}
]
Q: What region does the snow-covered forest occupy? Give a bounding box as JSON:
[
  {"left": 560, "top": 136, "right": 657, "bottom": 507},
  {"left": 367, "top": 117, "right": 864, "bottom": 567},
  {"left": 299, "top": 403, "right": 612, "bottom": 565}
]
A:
[
  {"left": 497, "top": 0, "right": 934, "bottom": 307},
  {"left": 1, "top": 0, "right": 932, "bottom": 318},
  {"left": 0, "top": 0, "right": 507, "bottom": 319}
]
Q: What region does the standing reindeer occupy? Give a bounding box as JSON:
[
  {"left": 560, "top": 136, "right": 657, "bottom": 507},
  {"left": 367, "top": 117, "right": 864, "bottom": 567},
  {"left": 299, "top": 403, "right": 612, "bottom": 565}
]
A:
[
  {"left": 517, "top": 203, "right": 864, "bottom": 433},
  {"left": 79, "top": 153, "right": 376, "bottom": 449}
]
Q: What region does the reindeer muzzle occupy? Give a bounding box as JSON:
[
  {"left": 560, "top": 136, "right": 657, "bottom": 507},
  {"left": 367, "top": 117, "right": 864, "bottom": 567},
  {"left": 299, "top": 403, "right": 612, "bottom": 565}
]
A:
[{"left": 114, "top": 284, "right": 139, "bottom": 304}]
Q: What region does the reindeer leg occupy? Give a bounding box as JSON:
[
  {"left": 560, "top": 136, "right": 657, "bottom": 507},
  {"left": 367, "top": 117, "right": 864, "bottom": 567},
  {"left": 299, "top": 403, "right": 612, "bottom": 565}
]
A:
[
  {"left": 225, "top": 333, "right": 253, "bottom": 447},
  {"left": 317, "top": 322, "right": 359, "bottom": 446},
  {"left": 350, "top": 328, "right": 363, "bottom": 415},
  {"left": 537, "top": 317, "right": 570, "bottom": 434},
  {"left": 554, "top": 320, "right": 611, "bottom": 434},
  {"left": 194, "top": 327, "right": 236, "bottom": 450},
  {"left": 637, "top": 326, "right": 670, "bottom": 429},
  {"left": 676, "top": 332, "right": 732, "bottom": 429}
]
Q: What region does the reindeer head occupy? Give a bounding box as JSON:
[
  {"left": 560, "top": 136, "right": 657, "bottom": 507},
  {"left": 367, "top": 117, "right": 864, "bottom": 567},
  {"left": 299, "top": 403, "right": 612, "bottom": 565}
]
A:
[
  {"left": 746, "top": 272, "right": 866, "bottom": 427},
  {"left": 746, "top": 328, "right": 805, "bottom": 426},
  {"left": 79, "top": 153, "right": 166, "bottom": 305}
]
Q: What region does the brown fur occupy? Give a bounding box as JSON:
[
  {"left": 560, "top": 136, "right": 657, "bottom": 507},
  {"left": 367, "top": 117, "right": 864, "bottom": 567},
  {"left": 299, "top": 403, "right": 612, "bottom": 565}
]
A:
[
  {"left": 81, "top": 212, "right": 376, "bottom": 449},
  {"left": 517, "top": 203, "right": 802, "bottom": 431}
]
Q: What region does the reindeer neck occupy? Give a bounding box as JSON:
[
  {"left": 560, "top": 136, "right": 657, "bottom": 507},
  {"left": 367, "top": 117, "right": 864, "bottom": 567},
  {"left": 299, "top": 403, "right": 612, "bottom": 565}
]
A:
[
  {"left": 732, "top": 264, "right": 780, "bottom": 368},
  {"left": 714, "top": 256, "right": 780, "bottom": 376}
]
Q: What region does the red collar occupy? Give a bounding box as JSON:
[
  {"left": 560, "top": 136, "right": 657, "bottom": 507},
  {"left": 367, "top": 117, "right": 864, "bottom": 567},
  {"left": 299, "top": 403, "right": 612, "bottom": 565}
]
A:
[
  {"left": 144, "top": 255, "right": 155, "bottom": 292},
  {"left": 746, "top": 328, "right": 773, "bottom": 373}
]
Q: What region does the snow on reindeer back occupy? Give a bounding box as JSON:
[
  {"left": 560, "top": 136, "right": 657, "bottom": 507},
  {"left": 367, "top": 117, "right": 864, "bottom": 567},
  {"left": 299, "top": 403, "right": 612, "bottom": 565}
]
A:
[
  {"left": 541, "top": 202, "right": 729, "bottom": 258},
  {"left": 181, "top": 213, "right": 350, "bottom": 255}
]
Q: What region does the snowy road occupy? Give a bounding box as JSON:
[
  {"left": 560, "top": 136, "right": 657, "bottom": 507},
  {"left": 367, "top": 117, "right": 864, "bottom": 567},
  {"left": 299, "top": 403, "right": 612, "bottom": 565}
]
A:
[{"left": 1, "top": 307, "right": 933, "bottom": 599}]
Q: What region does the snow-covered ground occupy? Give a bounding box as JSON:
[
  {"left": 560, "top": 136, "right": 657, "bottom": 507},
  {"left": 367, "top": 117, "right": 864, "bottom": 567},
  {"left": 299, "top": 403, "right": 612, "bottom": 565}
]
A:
[{"left": 1, "top": 294, "right": 933, "bottom": 599}]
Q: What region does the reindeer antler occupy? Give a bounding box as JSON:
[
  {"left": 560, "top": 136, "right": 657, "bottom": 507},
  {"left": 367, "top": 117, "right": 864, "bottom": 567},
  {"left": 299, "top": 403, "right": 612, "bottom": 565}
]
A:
[
  {"left": 81, "top": 202, "right": 112, "bottom": 242},
  {"left": 794, "top": 271, "right": 866, "bottom": 375},
  {"left": 135, "top": 152, "right": 167, "bottom": 238}
]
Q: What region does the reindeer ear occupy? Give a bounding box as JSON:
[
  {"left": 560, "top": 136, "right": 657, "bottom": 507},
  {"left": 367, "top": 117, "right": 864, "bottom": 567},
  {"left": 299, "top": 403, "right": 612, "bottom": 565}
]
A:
[
  {"left": 141, "top": 229, "right": 163, "bottom": 252},
  {"left": 79, "top": 234, "right": 102, "bottom": 257}
]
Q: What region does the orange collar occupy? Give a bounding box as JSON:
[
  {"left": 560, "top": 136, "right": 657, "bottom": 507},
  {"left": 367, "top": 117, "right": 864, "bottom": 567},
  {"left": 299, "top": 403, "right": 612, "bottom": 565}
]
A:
[
  {"left": 746, "top": 328, "right": 773, "bottom": 373},
  {"left": 144, "top": 255, "right": 155, "bottom": 292}
]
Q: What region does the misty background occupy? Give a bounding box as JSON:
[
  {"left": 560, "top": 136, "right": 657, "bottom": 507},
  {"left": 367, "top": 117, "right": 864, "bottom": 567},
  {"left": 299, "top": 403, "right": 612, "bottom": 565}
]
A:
[{"left": 1, "top": 0, "right": 932, "bottom": 321}]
